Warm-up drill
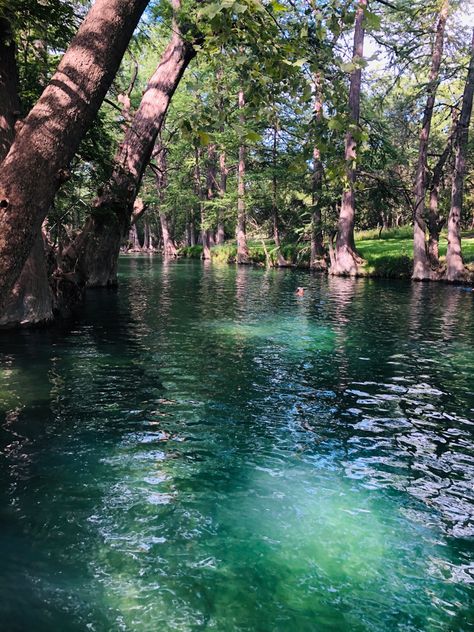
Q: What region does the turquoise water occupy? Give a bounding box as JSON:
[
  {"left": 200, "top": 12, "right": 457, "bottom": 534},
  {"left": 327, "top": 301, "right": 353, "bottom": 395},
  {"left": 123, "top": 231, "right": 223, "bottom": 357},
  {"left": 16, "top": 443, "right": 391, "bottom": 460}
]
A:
[{"left": 0, "top": 257, "right": 473, "bottom": 631}]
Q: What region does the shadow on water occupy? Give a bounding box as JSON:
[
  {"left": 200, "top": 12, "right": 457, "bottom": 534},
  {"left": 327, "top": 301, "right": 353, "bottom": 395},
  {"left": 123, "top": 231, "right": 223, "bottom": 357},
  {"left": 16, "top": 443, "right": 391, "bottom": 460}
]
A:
[{"left": 1, "top": 257, "right": 473, "bottom": 631}]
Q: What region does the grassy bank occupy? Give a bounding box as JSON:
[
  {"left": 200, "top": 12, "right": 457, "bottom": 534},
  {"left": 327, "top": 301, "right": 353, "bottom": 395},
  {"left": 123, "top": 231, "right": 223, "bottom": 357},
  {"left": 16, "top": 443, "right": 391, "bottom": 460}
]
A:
[{"left": 179, "top": 228, "right": 474, "bottom": 279}]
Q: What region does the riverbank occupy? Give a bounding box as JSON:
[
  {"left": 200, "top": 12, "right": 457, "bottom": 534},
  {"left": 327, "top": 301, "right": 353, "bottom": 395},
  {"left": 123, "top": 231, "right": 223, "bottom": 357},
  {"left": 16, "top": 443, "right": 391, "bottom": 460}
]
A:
[{"left": 179, "top": 227, "right": 474, "bottom": 281}]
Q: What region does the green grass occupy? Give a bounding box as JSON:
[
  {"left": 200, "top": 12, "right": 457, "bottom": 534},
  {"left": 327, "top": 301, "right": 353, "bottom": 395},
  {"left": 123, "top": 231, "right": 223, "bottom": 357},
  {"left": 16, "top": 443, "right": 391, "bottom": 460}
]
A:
[
  {"left": 179, "top": 230, "right": 474, "bottom": 279},
  {"left": 356, "top": 231, "right": 474, "bottom": 278},
  {"left": 355, "top": 226, "right": 414, "bottom": 241}
]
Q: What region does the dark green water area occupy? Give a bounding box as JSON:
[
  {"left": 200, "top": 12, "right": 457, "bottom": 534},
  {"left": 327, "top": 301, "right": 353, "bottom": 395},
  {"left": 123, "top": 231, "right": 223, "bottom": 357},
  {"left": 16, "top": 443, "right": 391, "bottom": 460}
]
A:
[{"left": 1, "top": 257, "right": 473, "bottom": 631}]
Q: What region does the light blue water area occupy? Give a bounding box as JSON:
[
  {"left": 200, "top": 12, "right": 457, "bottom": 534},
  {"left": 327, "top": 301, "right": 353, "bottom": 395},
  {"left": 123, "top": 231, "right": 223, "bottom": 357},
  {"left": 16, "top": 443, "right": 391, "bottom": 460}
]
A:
[{"left": 0, "top": 257, "right": 473, "bottom": 631}]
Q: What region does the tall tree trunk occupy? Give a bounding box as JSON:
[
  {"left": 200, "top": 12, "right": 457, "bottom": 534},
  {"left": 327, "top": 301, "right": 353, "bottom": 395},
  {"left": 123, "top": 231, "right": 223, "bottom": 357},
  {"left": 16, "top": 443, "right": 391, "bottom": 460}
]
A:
[
  {"left": 271, "top": 121, "right": 286, "bottom": 267},
  {"left": 215, "top": 66, "right": 226, "bottom": 246},
  {"left": 155, "top": 142, "right": 178, "bottom": 259},
  {"left": 445, "top": 28, "right": 474, "bottom": 282},
  {"left": 153, "top": 141, "right": 178, "bottom": 259},
  {"left": 143, "top": 221, "right": 150, "bottom": 251},
  {"left": 236, "top": 88, "right": 249, "bottom": 264},
  {"left": 331, "top": 0, "right": 366, "bottom": 276},
  {"left": 160, "top": 213, "right": 178, "bottom": 258},
  {"left": 310, "top": 73, "right": 326, "bottom": 270},
  {"left": 0, "top": 0, "right": 149, "bottom": 310},
  {"left": 206, "top": 143, "right": 217, "bottom": 249},
  {"left": 216, "top": 150, "right": 227, "bottom": 244},
  {"left": 412, "top": 0, "right": 449, "bottom": 280},
  {"left": 427, "top": 114, "right": 456, "bottom": 265},
  {"left": 145, "top": 221, "right": 155, "bottom": 251},
  {"left": 128, "top": 223, "right": 141, "bottom": 251},
  {"left": 186, "top": 209, "right": 196, "bottom": 246},
  {"left": 0, "top": 17, "right": 54, "bottom": 327},
  {"left": 67, "top": 0, "right": 195, "bottom": 286}
]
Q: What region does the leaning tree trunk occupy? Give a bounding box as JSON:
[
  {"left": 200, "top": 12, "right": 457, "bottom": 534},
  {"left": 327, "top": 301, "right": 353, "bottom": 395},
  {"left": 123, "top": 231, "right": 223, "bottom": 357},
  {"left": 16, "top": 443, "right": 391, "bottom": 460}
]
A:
[
  {"left": 0, "top": 0, "right": 149, "bottom": 311},
  {"left": 445, "top": 28, "right": 474, "bottom": 282},
  {"left": 0, "top": 17, "right": 55, "bottom": 327},
  {"left": 331, "top": 0, "right": 366, "bottom": 276},
  {"left": 310, "top": 73, "right": 326, "bottom": 270},
  {"left": 236, "top": 88, "right": 250, "bottom": 264},
  {"left": 412, "top": 0, "right": 449, "bottom": 280},
  {"left": 67, "top": 0, "right": 196, "bottom": 286}
]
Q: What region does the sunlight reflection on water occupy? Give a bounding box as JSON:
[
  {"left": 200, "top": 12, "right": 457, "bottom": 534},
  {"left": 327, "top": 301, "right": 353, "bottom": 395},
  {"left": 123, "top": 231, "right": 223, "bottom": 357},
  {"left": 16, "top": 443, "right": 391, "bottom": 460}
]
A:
[{"left": 0, "top": 258, "right": 473, "bottom": 631}]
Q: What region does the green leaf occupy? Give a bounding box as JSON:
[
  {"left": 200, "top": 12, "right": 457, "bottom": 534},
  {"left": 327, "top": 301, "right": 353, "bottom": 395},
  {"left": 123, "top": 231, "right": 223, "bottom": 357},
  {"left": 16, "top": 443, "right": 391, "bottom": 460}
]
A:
[
  {"left": 199, "top": 3, "right": 223, "bottom": 19},
  {"left": 340, "top": 61, "right": 356, "bottom": 73},
  {"left": 328, "top": 116, "right": 345, "bottom": 131},
  {"left": 233, "top": 2, "right": 248, "bottom": 13},
  {"left": 364, "top": 10, "right": 381, "bottom": 31},
  {"left": 245, "top": 131, "right": 262, "bottom": 142},
  {"left": 198, "top": 130, "right": 211, "bottom": 146},
  {"left": 271, "top": 1, "right": 287, "bottom": 12}
]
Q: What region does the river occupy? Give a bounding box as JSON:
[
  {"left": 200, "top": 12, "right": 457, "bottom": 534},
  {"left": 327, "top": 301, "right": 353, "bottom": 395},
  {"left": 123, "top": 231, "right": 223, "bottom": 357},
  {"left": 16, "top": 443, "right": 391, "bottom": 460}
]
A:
[{"left": 0, "top": 257, "right": 473, "bottom": 631}]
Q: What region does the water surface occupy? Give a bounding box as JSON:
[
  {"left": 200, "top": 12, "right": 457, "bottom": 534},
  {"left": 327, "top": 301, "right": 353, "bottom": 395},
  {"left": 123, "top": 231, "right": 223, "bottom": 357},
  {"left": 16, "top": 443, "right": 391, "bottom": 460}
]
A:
[{"left": 0, "top": 258, "right": 473, "bottom": 631}]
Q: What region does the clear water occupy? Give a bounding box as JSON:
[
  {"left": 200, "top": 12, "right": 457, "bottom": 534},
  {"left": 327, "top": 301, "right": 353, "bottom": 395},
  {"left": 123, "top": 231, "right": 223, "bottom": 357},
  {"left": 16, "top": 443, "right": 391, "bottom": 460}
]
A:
[{"left": 0, "top": 257, "right": 473, "bottom": 631}]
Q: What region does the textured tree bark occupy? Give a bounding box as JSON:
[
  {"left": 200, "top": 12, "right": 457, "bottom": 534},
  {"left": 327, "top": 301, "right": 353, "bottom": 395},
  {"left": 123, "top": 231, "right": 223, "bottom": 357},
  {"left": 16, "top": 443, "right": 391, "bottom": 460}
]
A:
[
  {"left": 445, "top": 28, "right": 474, "bottom": 282},
  {"left": 68, "top": 2, "right": 196, "bottom": 285},
  {"left": 427, "top": 118, "right": 456, "bottom": 265},
  {"left": 310, "top": 73, "right": 326, "bottom": 270},
  {"left": 236, "top": 88, "right": 249, "bottom": 264},
  {"left": 412, "top": 0, "right": 449, "bottom": 280},
  {"left": 331, "top": 0, "right": 366, "bottom": 276},
  {"left": 0, "top": 17, "right": 54, "bottom": 327},
  {"left": 0, "top": 232, "right": 55, "bottom": 328},
  {"left": 0, "top": 0, "right": 149, "bottom": 309}
]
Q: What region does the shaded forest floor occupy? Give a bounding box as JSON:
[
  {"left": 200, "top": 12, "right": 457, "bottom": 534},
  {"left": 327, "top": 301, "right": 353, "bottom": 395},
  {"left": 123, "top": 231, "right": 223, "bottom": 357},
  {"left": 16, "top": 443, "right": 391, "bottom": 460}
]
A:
[{"left": 178, "top": 227, "right": 474, "bottom": 279}]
